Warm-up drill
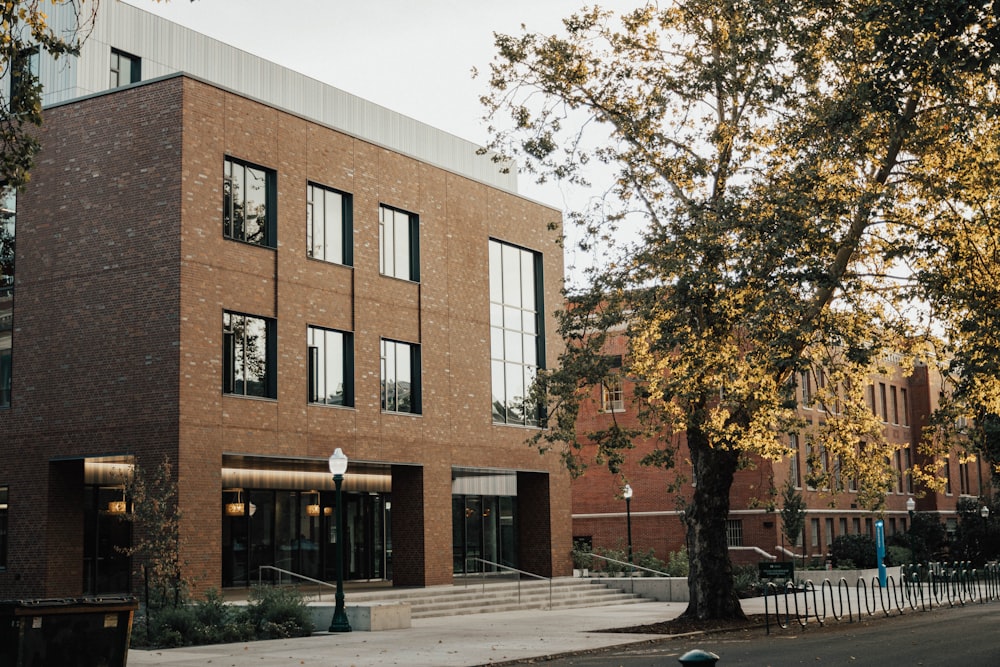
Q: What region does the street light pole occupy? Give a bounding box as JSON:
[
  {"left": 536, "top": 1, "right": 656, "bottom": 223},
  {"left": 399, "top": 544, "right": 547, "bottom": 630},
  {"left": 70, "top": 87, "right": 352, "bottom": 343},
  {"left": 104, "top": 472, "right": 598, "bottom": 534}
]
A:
[
  {"left": 328, "top": 448, "right": 351, "bottom": 633},
  {"left": 980, "top": 505, "right": 990, "bottom": 565},
  {"left": 623, "top": 484, "right": 633, "bottom": 569},
  {"left": 906, "top": 497, "right": 916, "bottom": 571}
]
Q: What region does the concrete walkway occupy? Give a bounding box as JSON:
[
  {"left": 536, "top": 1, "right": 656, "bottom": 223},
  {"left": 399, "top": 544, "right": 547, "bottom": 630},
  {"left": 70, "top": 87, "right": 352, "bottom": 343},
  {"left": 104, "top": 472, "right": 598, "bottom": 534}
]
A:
[{"left": 126, "top": 599, "right": 729, "bottom": 667}]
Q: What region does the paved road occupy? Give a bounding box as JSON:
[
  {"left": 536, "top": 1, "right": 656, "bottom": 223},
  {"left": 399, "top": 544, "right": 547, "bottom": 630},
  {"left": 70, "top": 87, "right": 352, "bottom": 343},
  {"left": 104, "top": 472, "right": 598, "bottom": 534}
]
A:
[{"left": 504, "top": 603, "right": 1000, "bottom": 666}]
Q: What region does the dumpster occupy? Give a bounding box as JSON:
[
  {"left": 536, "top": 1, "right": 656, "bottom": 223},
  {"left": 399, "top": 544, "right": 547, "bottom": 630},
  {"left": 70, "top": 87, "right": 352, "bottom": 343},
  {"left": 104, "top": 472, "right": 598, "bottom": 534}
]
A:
[{"left": 0, "top": 596, "right": 138, "bottom": 667}]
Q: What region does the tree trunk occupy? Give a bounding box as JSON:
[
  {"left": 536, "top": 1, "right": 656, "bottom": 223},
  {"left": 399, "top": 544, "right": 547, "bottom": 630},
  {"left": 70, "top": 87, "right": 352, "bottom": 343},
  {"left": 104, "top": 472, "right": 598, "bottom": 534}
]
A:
[{"left": 681, "top": 426, "right": 745, "bottom": 620}]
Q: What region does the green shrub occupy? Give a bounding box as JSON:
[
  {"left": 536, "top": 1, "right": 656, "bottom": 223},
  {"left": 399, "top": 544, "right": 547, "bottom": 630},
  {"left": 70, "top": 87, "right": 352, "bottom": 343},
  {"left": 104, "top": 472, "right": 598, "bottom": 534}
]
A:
[
  {"left": 247, "top": 585, "right": 314, "bottom": 639},
  {"left": 637, "top": 549, "right": 666, "bottom": 573},
  {"left": 593, "top": 545, "right": 628, "bottom": 575},
  {"left": 832, "top": 534, "right": 878, "bottom": 569},
  {"left": 149, "top": 605, "right": 198, "bottom": 648},
  {"left": 732, "top": 564, "right": 761, "bottom": 598},
  {"left": 571, "top": 540, "right": 593, "bottom": 569},
  {"left": 665, "top": 547, "right": 689, "bottom": 577}
]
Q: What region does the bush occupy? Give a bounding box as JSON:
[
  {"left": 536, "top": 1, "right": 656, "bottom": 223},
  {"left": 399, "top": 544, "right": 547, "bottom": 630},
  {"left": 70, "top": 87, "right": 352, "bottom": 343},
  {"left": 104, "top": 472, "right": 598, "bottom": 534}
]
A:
[
  {"left": 247, "top": 585, "right": 314, "bottom": 639},
  {"left": 571, "top": 540, "right": 594, "bottom": 569},
  {"left": 638, "top": 549, "right": 666, "bottom": 573},
  {"left": 832, "top": 534, "right": 878, "bottom": 569},
  {"left": 732, "top": 564, "right": 760, "bottom": 598},
  {"left": 593, "top": 545, "right": 628, "bottom": 575},
  {"left": 665, "top": 547, "right": 689, "bottom": 577}
]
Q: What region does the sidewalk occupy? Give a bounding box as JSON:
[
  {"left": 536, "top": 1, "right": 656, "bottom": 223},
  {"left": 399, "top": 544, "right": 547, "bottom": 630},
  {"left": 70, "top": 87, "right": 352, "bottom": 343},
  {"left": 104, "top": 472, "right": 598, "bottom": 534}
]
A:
[{"left": 127, "top": 599, "right": 717, "bottom": 667}]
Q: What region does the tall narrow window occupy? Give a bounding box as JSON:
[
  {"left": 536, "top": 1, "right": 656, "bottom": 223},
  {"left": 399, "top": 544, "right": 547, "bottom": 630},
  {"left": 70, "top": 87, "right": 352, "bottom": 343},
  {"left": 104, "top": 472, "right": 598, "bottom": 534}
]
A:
[
  {"left": 890, "top": 386, "right": 899, "bottom": 424},
  {"left": 223, "top": 311, "right": 276, "bottom": 398},
  {"left": 490, "top": 239, "right": 544, "bottom": 426},
  {"left": 601, "top": 357, "right": 625, "bottom": 412},
  {"left": 307, "top": 326, "right": 353, "bottom": 406},
  {"left": 789, "top": 434, "right": 801, "bottom": 489},
  {"left": 307, "top": 184, "right": 352, "bottom": 265},
  {"left": 900, "top": 388, "right": 909, "bottom": 426},
  {"left": 0, "top": 187, "right": 14, "bottom": 408},
  {"left": 879, "top": 383, "right": 888, "bottom": 422},
  {"left": 725, "top": 519, "right": 743, "bottom": 547},
  {"left": 381, "top": 339, "right": 421, "bottom": 414},
  {"left": 109, "top": 48, "right": 141, "bottom": 87},
  {"left": 378, "top": 205, "right": 418, "bottom": 281},
  {"left": 903, "top": 447, "right": 913, "bottom": 493},
  {"left": 224, "top": 157, "right": 276, "bottom": 247},
  {"left": 800, "top": 371, "right": 812, "bottom": 407}
]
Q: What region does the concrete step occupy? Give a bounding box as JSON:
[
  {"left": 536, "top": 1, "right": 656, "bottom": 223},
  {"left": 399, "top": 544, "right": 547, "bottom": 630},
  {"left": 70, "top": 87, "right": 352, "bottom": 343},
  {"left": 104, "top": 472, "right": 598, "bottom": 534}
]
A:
[{"left": 333, "top": 577, "right": 656, "bottom": 619}]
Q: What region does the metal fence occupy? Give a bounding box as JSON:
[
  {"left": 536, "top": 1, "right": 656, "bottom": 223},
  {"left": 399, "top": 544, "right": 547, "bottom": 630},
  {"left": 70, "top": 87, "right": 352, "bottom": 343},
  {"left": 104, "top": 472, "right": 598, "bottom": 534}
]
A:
[{"left": 763, "top": 562, "right": 1000, "bottom": 634}]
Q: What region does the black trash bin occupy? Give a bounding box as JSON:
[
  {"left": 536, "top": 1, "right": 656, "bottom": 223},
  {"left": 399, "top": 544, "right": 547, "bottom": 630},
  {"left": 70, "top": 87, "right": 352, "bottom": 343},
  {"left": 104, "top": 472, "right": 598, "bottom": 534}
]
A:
[{"left": 0, "top": 596, "right": 138, "bottom": 667}]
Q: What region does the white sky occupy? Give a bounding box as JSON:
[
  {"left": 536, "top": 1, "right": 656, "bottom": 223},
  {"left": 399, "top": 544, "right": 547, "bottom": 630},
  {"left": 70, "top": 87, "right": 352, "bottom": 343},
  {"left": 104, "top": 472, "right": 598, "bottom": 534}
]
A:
[{"left": 123, "top": 0, "right": 638, "bottom": 282}]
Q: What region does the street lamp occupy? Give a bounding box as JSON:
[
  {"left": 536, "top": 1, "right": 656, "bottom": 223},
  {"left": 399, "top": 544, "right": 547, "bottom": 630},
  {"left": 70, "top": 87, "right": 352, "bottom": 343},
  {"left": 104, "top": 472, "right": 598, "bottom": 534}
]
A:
[
  {"left": 328, "top": 448, "right": 351, "bottom": 633},
  {"left": 906, "top": 497, "right": 916, "bottom": 568},
  {"left": 622, "top": 483, "right": 633, "bottom": 568},
  {"left": 981, "top": 505, "right": 990, "bottom": 564}
]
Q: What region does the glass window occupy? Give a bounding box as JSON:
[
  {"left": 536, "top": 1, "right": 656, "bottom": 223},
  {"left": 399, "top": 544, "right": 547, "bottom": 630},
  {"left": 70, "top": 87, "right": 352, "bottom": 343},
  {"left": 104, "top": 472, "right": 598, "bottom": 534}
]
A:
[
  {"left": 725, "top": 519, "right": 743, "bottom": 547},
  {"left": 799, "top": 371, "right": 812, "bottom": 407},
  {"left": 223, "top": 311, "right": 276, "bottom": 398},
  {"left": 110, "top": 48, "right": 140, "bottom": 88},
  {"left": 489, "top": 240, "right": 543, "bottom": 426},
  {"left": 224, "top": 157, "right": 276, "bottom": 248},
  {"left": 378, "top": 205, "right": 418, "bottom": 281},
  {"left": 307, "top": 326, "right": 353, "bottom": 407},
  {"left": 0, "top": 486, "right": 7, "bottom": 568},
  {"left": 789, "top": 434, "right": 800, "bottom": 488},
  {"left": 601, "top": 374, "right": 624, "bottom": 412},
  {"left": 380, "top": 339, "right": 420, "bottom": 414},
  {"left": 900, "top": 388, "right": 909, "bottom": 426},
  {"left": 1, "top": 187, "right": 14, "bottom": 409},
  {"left": 879, "top": 383, "right": 888, "bottom": 421},
  {"left": 307, "top": 184, "right": 352, "bottom": 265}
]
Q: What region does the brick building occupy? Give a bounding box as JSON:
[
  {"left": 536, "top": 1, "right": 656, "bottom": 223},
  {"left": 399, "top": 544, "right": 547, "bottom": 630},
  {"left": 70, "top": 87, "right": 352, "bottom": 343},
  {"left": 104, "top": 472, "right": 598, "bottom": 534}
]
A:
[
  {"left": 572, "top": 337, "right": 991, "bottom": 569},
  {"left": 0, "top": 2, "right": 570, "bottom": 598}
]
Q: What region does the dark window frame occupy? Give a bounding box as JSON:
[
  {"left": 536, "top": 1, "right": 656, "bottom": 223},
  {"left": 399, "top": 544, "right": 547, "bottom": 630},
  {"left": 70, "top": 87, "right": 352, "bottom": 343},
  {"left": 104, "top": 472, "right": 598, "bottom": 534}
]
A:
[
  {"left": 110, "top": 47, "right": 141, "bottom": 87},
  {"left": 378, "top": 204, "right": 419, "bottom": 282},
  {"left": 307, "top": 325, "right": 354, "bottom": 407},
  {"left": 224, "top": 156, "right": 277, "bottom": 248},
  {"left": 223, "top": 310, "right": 277, "bottom": 399},
  {"left": 489, "top": 239, "right": 545, "bottom": 427},
  {"left": 307, "top": 183, "right": 353, "bottom": 266},
  {"left": 380, "top": 338, "right": 421, "bottom": 414}
]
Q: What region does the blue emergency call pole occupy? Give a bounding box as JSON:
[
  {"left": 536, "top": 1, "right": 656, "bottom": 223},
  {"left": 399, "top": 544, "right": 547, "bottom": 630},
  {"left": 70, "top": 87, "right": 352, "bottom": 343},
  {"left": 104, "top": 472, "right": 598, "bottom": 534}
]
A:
[{"left": 876, "top": 519, "right": 887, "bottom": 588}]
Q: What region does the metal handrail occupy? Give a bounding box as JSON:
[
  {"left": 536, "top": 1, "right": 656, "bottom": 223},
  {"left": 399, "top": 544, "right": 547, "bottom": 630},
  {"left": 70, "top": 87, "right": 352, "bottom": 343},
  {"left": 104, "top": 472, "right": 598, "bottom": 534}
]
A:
[
  {"left": 468, "top": 558, "right": 552, "bottom": 609},
  {"left": 257, "top": 565, "right": 336, "bottom": 600},
  {"left": 586, "top": 553, "right": 670, "bottom": 578}
]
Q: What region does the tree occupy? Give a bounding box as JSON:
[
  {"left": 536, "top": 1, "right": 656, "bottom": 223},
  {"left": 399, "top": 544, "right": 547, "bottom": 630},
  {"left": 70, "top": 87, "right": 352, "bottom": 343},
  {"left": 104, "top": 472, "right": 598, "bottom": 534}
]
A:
[
  {"left": 779, "top": 479, "right": 806, "bottom": 566},
  {"left": 1, "top": 1, "right": 100, "bottom": 191},
  {"left": 483, "top": 1, "right": 1000, "bottom": 619},
  {"left": 119, "top": 457, "right": 188, "bottom": 613}
]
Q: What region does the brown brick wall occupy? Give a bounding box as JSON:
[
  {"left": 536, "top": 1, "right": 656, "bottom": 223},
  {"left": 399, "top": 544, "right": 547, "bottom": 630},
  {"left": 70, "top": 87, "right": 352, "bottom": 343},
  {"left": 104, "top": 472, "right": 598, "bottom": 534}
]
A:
[{"left": 0, "top": 74, "right": 570, "bottom": 596}]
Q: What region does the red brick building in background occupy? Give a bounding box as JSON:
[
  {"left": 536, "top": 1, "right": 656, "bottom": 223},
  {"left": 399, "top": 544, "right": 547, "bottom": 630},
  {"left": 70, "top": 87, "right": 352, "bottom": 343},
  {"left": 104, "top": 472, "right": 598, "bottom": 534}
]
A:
[
  {"left": 0, "top": 3, "right": 569, "bottom": 599},
  {"left": 572, "top": 333, "right": 991, "bottom": 568}
]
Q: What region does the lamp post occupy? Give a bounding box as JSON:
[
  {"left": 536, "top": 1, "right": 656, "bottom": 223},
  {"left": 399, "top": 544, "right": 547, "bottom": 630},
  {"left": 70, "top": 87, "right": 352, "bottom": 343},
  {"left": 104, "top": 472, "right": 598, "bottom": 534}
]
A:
[
  {"left": 623, "top": 484, "right": 633, "bottom": 569},
  {"left": 981, "top": 505, "right": 990, "bottom": 564},
  {"left": 328, "top": 448, "right": 351, "bottom": 633},
  {"left": 906, "top": 497, "right": 916, "bottom": 569}
]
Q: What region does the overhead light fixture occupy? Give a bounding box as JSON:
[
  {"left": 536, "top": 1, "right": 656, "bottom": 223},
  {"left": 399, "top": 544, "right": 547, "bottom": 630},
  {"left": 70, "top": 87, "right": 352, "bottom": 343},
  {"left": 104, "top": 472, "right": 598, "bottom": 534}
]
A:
[
  {"left": 306, "top": 490, "right": 322, "bottom": 516},
  {"left": 107, "top": 487, "right": 127, "bottom": 515},
  {"left": 226, "top": 489, "right": 245, "bottom": 516}
]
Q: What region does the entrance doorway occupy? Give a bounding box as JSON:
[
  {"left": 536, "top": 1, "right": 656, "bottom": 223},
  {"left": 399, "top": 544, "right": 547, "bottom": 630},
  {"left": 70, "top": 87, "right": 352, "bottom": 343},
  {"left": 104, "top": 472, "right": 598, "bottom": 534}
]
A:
[
  {"left": 83, "top": 485, "right": 132, "bottom": 595},
  {"left": 452, "top": 495, "right": 516, "bottom": 574},
  {"left": 222, "top": 489, "right": 389, "bottom": 587}
]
